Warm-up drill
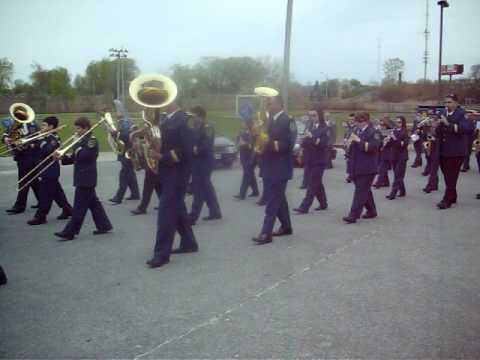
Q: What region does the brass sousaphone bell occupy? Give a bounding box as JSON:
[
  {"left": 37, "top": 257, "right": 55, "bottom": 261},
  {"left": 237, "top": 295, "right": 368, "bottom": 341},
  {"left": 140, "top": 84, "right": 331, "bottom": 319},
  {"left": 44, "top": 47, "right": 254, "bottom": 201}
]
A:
[
  {"left": 129, "top": 73, "right": 178, "bottom": 174},
  {"left": 252, "top": 86, "right": 279, "bottom": 153}
]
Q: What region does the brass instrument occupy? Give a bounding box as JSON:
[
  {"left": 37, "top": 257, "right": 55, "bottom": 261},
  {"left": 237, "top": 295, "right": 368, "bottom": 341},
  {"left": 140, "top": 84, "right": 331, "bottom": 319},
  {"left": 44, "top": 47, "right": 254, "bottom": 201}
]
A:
[
  {"left": 101, "top": 112, "right": 126, "bottom": 155},
  {"left": 129, "top": 73, "right": 178, "bottom": 174},
  {"left": 16, "top": 117, "right": 108, "bottom": 192},
  {"left": 252, "top": 86, "right": 279, "bottom": 153},
  {"left": 0, "top": 103, "right": 36, "bottom": 155},
  {"left": 472, "top": 134, "right": 480, "bottom": 153}
]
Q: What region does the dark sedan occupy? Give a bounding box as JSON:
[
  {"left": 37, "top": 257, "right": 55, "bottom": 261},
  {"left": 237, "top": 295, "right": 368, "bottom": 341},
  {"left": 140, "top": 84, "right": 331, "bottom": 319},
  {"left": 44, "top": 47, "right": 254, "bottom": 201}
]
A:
[{"left": 214, "top": 136, "right": 238, "bottom": 168}]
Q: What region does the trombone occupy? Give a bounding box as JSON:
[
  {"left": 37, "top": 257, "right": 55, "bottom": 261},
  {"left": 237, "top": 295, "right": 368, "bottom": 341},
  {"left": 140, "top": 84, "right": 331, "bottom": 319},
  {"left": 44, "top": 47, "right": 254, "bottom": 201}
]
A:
[
  {"left": 0, "top": 125, "right": 66, "bottom": 156},
  {"left": 16, "top": 116, "right": 108, "bottom": 192}
]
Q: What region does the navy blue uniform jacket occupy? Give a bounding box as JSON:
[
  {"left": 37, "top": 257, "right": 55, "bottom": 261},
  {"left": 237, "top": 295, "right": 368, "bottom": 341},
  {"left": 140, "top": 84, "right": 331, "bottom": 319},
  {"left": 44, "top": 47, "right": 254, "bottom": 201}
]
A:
[
  {"left": 301, "top": 124, "right": 331, "bottom": 166},
  {"left": 192, "top": 123, "right": 215, "bottom": 174},
  {"left": 62, "top": 134, "right": 99, "bottom": 188},
  {"left": 263, "top": 112, "right": 296, "bottom": 182},
  {"left": 348, "top": 125, "right": 380, "bottom": 177},
  {"left": 39, "top": 133, "right": 61, "bottom": 179},
  {"left": 436, "top": 107, "right": 470, "bottom": 157},
  {"left": 384, "top": 128, "right": 409, "bottom": 162}
]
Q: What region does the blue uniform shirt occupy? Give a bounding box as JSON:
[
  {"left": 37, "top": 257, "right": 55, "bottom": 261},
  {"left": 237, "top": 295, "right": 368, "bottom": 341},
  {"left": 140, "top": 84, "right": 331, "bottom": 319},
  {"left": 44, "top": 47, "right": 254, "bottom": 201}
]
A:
[
  {"left": 348, "top": 125, "right": 380, "bottom": 177},
  {"left": 62, "top": 133, "right": 99, "bottom": 188}
]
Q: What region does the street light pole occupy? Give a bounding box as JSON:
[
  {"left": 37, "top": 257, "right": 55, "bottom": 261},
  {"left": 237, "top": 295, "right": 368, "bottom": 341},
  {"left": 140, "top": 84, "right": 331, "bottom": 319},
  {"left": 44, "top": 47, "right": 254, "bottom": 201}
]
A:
[
  {"left": 437, "top": 1, "right": 449, "bottom": 103},
  {"left": 320, "top": 72, "right": 329, "bottom": 98},
  {"left": 282, "top": 0, "right": 293, "bottom": 111}
]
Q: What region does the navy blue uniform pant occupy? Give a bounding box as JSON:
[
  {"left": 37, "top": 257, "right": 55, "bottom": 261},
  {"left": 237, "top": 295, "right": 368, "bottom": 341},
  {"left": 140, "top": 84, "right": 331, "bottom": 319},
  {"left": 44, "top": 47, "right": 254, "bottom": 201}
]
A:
[
  {"left": 190, "top": 168, "right": 221, "bottom": 221},
  {"left": 15, "top": 158, "right": 40, "bottom": 210},
  {"left": 261, "top": 180, "right": 292, "bottom": 235},
  {"left": 300, "top": 165, "right": 327, "bottom": 211},
  {"left": 375, "top": 159, "right": 391, "bottom": 186},
  {"left": 412, "top": 141, "right": 423, "bottom": 166},
  {"left": 439, "top": 156, "right": 464, "bottom": 203},
  {"left": 390, "top": 160, "right": 407, "bottom": 195},
  {"left": 425, "top": 152, "right": 440, "bottom": 189},
  {"left": 154, "top": 171, "right": 197, "bottom": 260},
  {"left": 349, "top": 174, "right": 377, "bottom": 218},
  {"left": 115, "top": 157, "right": 139, "bottom": 200},
  {"left": 35, "top": 178, "right": 72, "bottom": 220},
  {"left": 63, "top": 187, "right": 111, "bottom": 235},
  {"left": 301, "top": 164, "right": 311, "bottom": 188},
  {"left": 137, "top": 169, "right": 161, "bottom": 211},
  {"left": 239, "top": 161, "right": 258, "bottom": 197},
  {"left": 463, "top": 137, "right": 474, "bottom": 169}
]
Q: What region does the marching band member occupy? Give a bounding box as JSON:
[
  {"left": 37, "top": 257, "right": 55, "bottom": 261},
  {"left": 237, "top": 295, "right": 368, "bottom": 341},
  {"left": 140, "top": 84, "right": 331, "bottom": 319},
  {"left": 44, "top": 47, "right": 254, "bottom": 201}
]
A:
[
  {"left": 188, "top": 106, "right": 222, "bottom": 225},
  {"left": 293, "top": 106, "right": 330, "bottom": 214},
  {"left": 461, "top": 111, "right": 477, "bottom": 172},
  {"left": 435, "top": 94, "right": 470, "bottom": 209},
  {"left": 3, "top": 114, "right": 41, "bottom": 214},
  {"left": 343, "top": 112, "right": 380, "bottom": 224},
  {"left": 325, "top": 112, "right": 336, "bottom": 169},
  {"left": 109, "top": 104, "right": 140, "bottom": 204},
  {"left": 385, "top": 116, "right": 409, "bottom": 200},
  {"left": 411, "top": 113, "right": 425, "bottom": 168},
  {"left": 54, "top": 117, "right": 112, "bottom": 241},
  {"left": 372, "top": 117, "right": 394, "bottom": 189},
  {"left": 234, "top": 118, "right": 259, "bottom": 199},
  {"left": 252, "top": 95, "right": 296, "bottom": 244},
  {"left": 27, "top": 116, "right": 72, "bottom": 225},
  {"left": 422, "top": 112, "right": 440, "bottom": 193},
  {"left": 147, "top": 101, "right": 198, "bottom": 268},
  {"left": 300, "top": 114, "right": 314, "bottom": 189}
]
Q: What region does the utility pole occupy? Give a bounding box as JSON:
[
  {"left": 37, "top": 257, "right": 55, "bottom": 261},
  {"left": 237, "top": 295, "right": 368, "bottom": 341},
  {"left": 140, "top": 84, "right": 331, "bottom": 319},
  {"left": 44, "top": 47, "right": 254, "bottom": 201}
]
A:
[
  {"left": 377, "top": 37, "right": 382, "bottom": 84},
  {"left": 109, "top": 47, "right": 128, "bottom": 103},
  {"left": 282, "top": 0, "right": 293, "bottom": 111},
  {"left": 437, "top": 1, "right": 449, "bottom": 103},
  {"left": 423, "top": 0, "right": 430, "bottom": 81}
]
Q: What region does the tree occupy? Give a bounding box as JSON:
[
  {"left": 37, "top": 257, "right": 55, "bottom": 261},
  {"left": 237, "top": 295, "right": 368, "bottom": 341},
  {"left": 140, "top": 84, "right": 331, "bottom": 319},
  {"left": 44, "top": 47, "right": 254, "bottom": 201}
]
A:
[
  {"left": 470, "top": 64, "right": 480, "bottom": 82},
  {"left": 12, "top": 79, "right": 33, "bottom": 95},
  {"left": 0, "top": 58, "right": 14, "bottom": 93},
  {"left": 383, "top": 58, "right": 405, "bottom": 83}
]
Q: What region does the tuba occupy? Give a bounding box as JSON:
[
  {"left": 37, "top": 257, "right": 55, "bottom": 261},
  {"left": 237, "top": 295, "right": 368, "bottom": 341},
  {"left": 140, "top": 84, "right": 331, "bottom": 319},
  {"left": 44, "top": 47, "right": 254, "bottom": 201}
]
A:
[
  {"left": 0, "top": 103, "right": 36, "bottom": 155},
  {"left": 252, "top": 86, "right": 279, "bottom": 153},
  {"left": 129, "top": 73, "right": 178, "bottom": 174}
]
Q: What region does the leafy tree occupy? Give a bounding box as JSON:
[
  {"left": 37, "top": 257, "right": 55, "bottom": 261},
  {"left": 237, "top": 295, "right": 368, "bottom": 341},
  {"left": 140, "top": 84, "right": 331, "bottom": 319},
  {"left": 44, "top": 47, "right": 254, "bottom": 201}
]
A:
[
  {"left": 12, "top": 79, "right": 33, "bottom": 95},
  {"left": 383, "top": 58, "right": 405, "bottom": 83},
  {"left": 0, "top": 58, "right": 14, "bottom": 93}
]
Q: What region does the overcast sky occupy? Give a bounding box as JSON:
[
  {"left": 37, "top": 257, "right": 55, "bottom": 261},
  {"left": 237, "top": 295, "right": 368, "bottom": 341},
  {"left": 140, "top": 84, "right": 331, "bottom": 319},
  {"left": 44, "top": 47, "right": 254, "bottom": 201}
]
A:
[{"left": 1, "top": 0, "right": 479, "bottom": 85}]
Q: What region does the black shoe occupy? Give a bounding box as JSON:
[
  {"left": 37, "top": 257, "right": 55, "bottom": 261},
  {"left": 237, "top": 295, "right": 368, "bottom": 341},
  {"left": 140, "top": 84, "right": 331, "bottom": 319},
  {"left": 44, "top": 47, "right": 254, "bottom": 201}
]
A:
[
  {"left": 293, "top": 207, "right": 308, "bottom": 214},
  {"left": 436, "top": 201, "right": 451, "bottom": 210},
  {"left": 398, "top": 192, "right": 406, "bottom": 198},
  {"left": 147, "top": 257, "right": 170, "bottom": 268},
  {"left": 93, "top": 227, "right": 112, "bottom": 235},
  {"left": 233, "top": 194, "right": 245, "bottom": 200},
  {"left": 6, "top": 207, "right": 25, "bottom": 214},
  {"left": 421, "top": 171, "right": 429, "bottom": 176},
  {"left": 299, "top": 185, "right": 307, "bottom": 190},
  {"left": 125, "top": 196, "right": 140, "bottom": 200},
  {"left": 55, "top": 232, "right": 74, "bottom": 241},
  {"left": 154, "top": 206, "right": 159, "bottom": 210},
  {"left": 131, "top": 208, "right": 146, "bottom": 215},
  {"left": 386, "top": 194, "right": 396, "bottom": 200},
  {"left": 252, "top": 234, "right": 273, "bottom": 245},
  {"left": 0, "top": 266, "right": 7, "bottom": 286},
  {"left": 109, "top": 198, "right": 121, "bottom": 205},
  {"left": 411, "top": 163, "right": 421, "bottom": 168},
  {"left": 476, "top": 193, "right": 480, "bottom": 200},
  {"left": 272, "top": 227, "right": 293, "bottom": 237},
  {"left": 342, "top": 216, "right": 357, "bottom": 224},
  {"left": 362, "top": 212, "right": 377, "bottom": 219},
  {"left": 171, "top": 247, "right": 198, "bottom": 254},
  {"left": 57, "top": 210, "right": 72, "bottom": 220},
  {"left": 460, "top": 168, "right": 468, "bottom": 172},
  {"left": 31, "top": 204, "right": 39, "bottom": 209},
  {"left": 256, "top": 200, "right": 266, "bottom": 206},
  {"left": 202, "top": 215, "right": 222, "bottom": 221},
  {"left": 248, "top": 192, "right": 259, "bottom": 197},
  {"left": 315, "top": 205, "right": 328, "bottom": 211},
  {"left": 27, "top": 217, "right": 46, "bottom": 225}
]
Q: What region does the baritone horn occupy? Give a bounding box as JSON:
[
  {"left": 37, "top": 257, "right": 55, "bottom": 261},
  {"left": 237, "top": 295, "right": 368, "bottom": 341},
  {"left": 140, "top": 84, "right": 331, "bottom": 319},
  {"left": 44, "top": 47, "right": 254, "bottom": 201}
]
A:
[
  {"left": 253, "top": 86, "right": 279, "bottom": 153},
  {"left": 129, "top": 73, "right": 178, "bottom": 174}
]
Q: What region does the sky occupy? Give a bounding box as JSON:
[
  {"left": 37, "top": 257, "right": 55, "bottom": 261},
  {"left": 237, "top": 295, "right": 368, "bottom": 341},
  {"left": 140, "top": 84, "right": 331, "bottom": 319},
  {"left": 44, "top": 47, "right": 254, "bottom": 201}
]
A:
[{"left": 1, "top": 0, "right": 479, "bottom": 85}]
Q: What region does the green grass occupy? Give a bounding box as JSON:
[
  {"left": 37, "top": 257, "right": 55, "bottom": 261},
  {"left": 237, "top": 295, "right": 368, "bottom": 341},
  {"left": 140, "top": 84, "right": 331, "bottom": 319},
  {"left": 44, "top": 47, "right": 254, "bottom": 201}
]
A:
[{"left": 1, "top": 110, "right": 413, "bottom": 153}]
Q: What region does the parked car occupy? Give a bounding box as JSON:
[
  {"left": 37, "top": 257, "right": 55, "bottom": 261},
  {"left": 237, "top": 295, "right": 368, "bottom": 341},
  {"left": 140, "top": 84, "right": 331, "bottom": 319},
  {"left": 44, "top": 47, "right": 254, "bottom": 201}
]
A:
[{"left": 214, "top": 136, "right": 237, "bottom": 168}]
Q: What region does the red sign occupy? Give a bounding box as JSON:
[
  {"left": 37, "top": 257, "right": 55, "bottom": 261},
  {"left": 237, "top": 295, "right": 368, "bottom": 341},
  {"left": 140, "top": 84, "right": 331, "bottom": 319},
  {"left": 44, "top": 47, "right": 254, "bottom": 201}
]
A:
[{"left": 441, "top": 64, "right": 464, "bottom": 76}]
